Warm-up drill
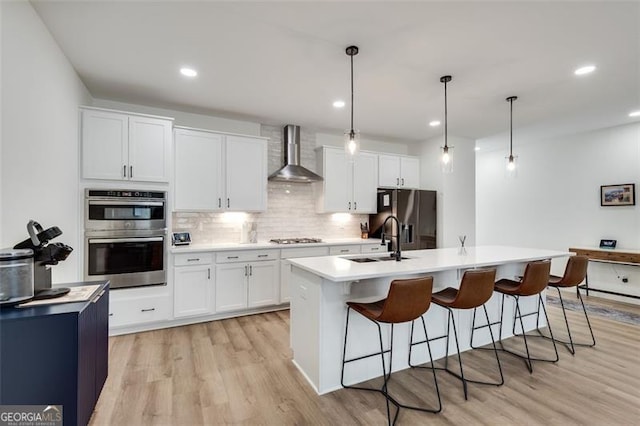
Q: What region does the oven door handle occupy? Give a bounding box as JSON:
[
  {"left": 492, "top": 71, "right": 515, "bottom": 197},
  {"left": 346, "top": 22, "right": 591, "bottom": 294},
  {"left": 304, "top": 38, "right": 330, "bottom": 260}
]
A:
[
  {"left": 88, "top": 201, "right": 165, "bottom": 207},
  {"left": 88, "top": 237, "right": 164, "bottom": 244}
]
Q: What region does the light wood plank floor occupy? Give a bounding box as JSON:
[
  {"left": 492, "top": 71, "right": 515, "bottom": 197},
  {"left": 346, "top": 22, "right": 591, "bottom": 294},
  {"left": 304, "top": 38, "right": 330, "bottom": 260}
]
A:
[{"left": 90, "top": 296, "right": 640, "bottom": 425}]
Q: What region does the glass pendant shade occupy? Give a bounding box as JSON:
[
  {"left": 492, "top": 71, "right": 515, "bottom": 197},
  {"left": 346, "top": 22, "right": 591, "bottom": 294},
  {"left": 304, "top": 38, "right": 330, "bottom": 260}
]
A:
[
  {"left": 505, "top": 154, "right": 517, "bottom": 177},
  {"left": 344, "top": 129, "right": 360, "bottom": 157},
  {"left": 440, "top": 145, "right": 453, "bottom": 173}
]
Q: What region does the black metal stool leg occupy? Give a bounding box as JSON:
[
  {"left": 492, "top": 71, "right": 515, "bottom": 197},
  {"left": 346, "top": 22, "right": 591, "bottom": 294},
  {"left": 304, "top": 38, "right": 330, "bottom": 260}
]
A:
[
  {"left": 482, "top": 305, "right": 505, "bottom": 386},
  {"left": 577, "top": 289, "right": 597, "bottom": 347}
]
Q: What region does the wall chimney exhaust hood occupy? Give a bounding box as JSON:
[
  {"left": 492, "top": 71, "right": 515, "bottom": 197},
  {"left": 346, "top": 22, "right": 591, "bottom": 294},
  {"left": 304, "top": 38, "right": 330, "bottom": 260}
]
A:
[{"left": 268, "top": 125, "right": 323, "bottom": 183}]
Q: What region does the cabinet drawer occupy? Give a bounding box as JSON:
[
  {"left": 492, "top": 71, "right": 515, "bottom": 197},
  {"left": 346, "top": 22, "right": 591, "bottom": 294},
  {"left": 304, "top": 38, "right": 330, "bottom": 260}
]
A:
[
  {"left": 361, "top": 244, "right": 385, "bottom": 253},
  {"left": 329, "top": 245, "right": 362, "bottom": 255},
  {"left": 280, "top": 246, "right": 330, "bottom": 259},
  {"left": 174, "top": 252, "right": 213, "bottom": 266},
  {"left": 109, "top": 295, "right": 171, "bottom": 328},
  {"left": 216, "top": 250, "right": 280, "bottom": 263}
]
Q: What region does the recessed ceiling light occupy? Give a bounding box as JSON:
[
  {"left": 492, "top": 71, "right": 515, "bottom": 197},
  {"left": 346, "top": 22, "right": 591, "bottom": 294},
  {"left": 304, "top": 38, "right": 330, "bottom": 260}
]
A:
[
  {"left": 629, "top": 110, "right": 640, "bottom": 117},
  {"left": 429, "top": 120, "right": 441, "bottom": 127},
  {"left": 180, "top": 67, "right": 198, "bottom": 77},
  {"left": 574, "top": 65, "right": 596, "bottom": 76},
  {"left": 333, "top": 100, "right": 345, "bottom": 108}
]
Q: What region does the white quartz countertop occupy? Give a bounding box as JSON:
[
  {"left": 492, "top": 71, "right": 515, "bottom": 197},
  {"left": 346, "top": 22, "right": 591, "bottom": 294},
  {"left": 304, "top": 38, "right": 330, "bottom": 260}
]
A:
[
  {"left": 170, "top": 238, "right": 382, "bottom": 253},
  {"left": 289, "top": 245, "right": 572, "bottom": 282}
]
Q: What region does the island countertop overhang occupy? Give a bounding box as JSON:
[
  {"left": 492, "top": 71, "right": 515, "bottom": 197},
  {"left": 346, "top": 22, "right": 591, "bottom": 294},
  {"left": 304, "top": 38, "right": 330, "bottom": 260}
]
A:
[{"left": 288, "top": 245, "right": 572, "bottom": 282}]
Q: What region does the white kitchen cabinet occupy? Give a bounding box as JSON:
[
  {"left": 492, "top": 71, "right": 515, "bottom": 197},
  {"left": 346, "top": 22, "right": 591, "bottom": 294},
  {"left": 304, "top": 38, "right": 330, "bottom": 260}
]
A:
[
  {"left": 226, "top": 135, "right": 267, "bottom": 212},
  {"left": 174, "top": 129, "right": 224, "bottom": 210},
  {"left": 173, "top": 127, "right": 267, "bottom": 212},
  {"left": 173, "top": 253, "right": 214, "bottom": 318},
  {"left": 315, "top": 147, "right": 378, "bottom": 213},
  {"left": 247, "top": 261, "right": 279, "bottom": 308},
  {"left": 81, "top": 107, "right": 172, "bottom": 182},
  {"left": 215, "top": 263, "right": 249, "bottom": 312},
  {"left": 215, "top": 250, "right": 280, "bottom": 313},
  {"left": 378, "top": 154, "right": 420, "bottom": 189}
]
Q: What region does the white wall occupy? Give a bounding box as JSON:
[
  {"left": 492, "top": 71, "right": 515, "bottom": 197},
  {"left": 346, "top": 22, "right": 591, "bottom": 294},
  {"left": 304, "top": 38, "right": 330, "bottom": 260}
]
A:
[
  {"left": 92, "top": 99, "right": 260, "bottom": 136},
  {"left": 1, "top": 1, "right": 92, "bottom": 282},
  {"left": 476, "top": 122, "right": 640, "bottom": 296},
  {"left": 417, "top": 135, "right": 476, "bottom": 248}
]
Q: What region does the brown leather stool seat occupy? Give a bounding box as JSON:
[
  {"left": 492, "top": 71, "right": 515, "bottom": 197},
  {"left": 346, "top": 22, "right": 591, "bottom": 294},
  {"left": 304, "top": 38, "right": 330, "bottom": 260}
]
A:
[
  {"left": 341, "top": 277, "right": 442, "bottom": 425},
  {"left": 422, "top": 269, "right": 503, "bottom": 400},
  {"left": 538, "top": 255, "right": 595, "bottom": 354},
  {"left": 473, "top": 260, "right": 559, "bottom": 373}
]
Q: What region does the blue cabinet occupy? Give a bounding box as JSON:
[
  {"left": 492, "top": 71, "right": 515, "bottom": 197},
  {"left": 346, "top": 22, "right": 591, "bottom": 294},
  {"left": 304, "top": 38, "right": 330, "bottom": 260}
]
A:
[{"left": 0, "top": 282, "right": 109, "bottom": 426}]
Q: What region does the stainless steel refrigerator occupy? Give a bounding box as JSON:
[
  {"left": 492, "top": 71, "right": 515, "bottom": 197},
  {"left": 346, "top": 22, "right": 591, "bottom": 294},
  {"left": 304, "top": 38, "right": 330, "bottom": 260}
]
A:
[{"left": 369, "top": 189, "right": 437, "bottom": 251}]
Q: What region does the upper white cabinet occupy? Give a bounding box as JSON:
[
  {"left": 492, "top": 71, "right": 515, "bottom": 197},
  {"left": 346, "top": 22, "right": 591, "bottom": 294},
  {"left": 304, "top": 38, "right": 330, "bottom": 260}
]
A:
[
  {"left": 315, "top": 147, "right": 378, "bottom": 214},
  {"left": 174, "top": 128, "right": 267, "bottom": 212},
  {"left": 81, "top": 107, "right": 172, "bottom": 182},
  {"left": 378, "top": 154, "right": 420, "bottom": 189}
]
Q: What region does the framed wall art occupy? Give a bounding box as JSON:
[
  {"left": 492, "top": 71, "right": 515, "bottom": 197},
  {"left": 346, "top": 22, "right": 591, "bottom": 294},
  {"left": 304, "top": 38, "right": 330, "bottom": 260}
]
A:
[{"left": 600, "top": 183, "right": 635, "bottom": 206}]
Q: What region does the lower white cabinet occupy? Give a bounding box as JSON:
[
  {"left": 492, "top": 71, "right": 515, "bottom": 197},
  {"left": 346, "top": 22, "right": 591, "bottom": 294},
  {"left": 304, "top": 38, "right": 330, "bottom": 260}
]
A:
[
  {"left": 215, "top": 250, "right": 280, "bottom": 313},
  {"left": 215, "top": 263, "right": 249, "bottom": 312},
  {"left": 109, "top": 294, "right": 172, "bottom": 328},
  {"left": 173, "top": 253, "right": 214, "bottom": 318}
]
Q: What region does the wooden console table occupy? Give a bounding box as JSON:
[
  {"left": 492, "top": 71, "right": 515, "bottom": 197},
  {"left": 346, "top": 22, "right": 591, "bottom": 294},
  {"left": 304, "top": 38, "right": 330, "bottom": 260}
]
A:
[{"left": 569, "top": 247, "right": 640, "bottom": 299}]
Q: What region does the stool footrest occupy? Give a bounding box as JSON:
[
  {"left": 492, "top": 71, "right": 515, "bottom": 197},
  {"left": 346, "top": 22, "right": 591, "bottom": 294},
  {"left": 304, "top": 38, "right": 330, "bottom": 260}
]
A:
[
  {"left": 343, "top": 348, "right": 391, "bottom": 364},
  {"left": 432, "top": 365, "right": 504, "bottom": 387}
]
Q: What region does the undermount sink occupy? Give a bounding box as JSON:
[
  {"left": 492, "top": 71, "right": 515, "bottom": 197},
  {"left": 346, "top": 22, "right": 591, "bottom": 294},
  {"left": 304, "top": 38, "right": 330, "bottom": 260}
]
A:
[{"left": 347, "top": 255, "right": 411, "bottom": 263}]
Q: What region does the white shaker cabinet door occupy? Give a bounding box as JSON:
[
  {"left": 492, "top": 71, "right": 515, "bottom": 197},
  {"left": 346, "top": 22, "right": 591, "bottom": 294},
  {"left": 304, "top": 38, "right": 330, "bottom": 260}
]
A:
[
  {"left": 225, "top": 135, "right": 267, "bottom": 212},
  {"left": 215, "top": 263, "right": 248, "bottom": 313},
  {"left": 247, "top": 261, "right": 279, "bottom": 308},
  {"left": 352, "top": 152, "right": 378, "bottom": 213},
  {"left": 378, "top": 154, "right": 401, "bottom": 188},
  {"left": 174, "top": 265, "right": 213, "bottom": 318},
  {"left": 321, "top": 148, "right": 351, "bottom": 212},
  {"left": 128, "top": 115, "right": 172, "bottom": 182},
  {"left": 400, "top": 156, "right": 420, "bottom": 189},
  {"left": 174, "top": 129, "right": 224, "bottom": 211},
  {"left": 82, "top": 109, "right": 128, "bottom": 180}
]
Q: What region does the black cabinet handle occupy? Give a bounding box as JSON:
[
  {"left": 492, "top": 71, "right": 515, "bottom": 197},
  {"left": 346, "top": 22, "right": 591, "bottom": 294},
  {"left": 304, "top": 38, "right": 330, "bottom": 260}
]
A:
[
  {"left": 208, "top": 268, "right": 211, "bottom": 279},
  {"left": 396, "top": 177, "right": 399, "bottom": 185},
  {"left": 187, "top": 258, "right": 200, "bottom": 262},
  {"left": 123, "top": 165, "right": 127, "bottom": 178},
  {"left": 354, "top": 202, "right": 357, "bottom": 210},
  {"left": 401, "top": 178, "right": 404, "bottom": 186},
  {"left": 348, "top": 201, "right": 351, "bottom": 210},
  {"left": 218, "top": 198, "right": 222, "bottom": 208},
  {"left": 141, "top": 308, "right": 155, "bottom": 313},
  {"left": 227, "top": 256, "right": 239, "bottom": 259},
  {"left": 249, "top": 265, "right": 253, "bottom": 276},
  {"left": 109, "top": 313, "right": 114, "bottom": 317},
  {"left": 130, "top": 165, "right": 133, "bottom": 178},
  {"left": 227, "top": 198, "right": 230, "bottom": 208},
  {"left": 258, "top": 254, "right": 268, "bottom": 258}
]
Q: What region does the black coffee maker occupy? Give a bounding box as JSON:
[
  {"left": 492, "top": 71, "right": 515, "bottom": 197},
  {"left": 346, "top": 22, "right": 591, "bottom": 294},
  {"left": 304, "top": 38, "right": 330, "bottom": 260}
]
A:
[{"left": 14, "top": 220, "right": 73, "bottom": 299}]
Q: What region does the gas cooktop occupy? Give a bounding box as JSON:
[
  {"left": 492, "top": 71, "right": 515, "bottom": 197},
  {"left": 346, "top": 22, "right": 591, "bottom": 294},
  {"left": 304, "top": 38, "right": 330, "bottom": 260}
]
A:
[{"left": 269, "top": 238, "right": 323, "bottom": 244}]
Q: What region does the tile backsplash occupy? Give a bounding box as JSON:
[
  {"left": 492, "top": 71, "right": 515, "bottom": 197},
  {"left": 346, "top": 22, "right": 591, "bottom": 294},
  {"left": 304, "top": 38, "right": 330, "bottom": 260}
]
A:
[{"left": 172, "top": 124, "right": 368, "bottom": 244}]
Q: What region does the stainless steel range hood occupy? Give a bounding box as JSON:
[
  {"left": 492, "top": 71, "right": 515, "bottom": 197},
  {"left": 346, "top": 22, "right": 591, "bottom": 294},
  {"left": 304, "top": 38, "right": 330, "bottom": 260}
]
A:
[{"left": 268, "top": 125, "right": 323, "bottom": 183}]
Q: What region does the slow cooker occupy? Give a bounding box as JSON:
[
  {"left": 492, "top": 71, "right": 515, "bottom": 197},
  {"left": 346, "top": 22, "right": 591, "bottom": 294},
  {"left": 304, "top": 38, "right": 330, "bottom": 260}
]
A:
[{"left": 0, "top": 248, "right": 34, "bottom": 306}]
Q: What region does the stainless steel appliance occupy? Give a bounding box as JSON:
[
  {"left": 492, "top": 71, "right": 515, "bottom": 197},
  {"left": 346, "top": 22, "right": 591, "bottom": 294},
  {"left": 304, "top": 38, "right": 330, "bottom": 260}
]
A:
[
  {"left": 0, "top": 248, "right": 34, "bottom": 306},
  {"left": 369, "top": 189, "right": 437, "bottom": 251},
  {"left": 268, "top": 125, "right": 323, "bottom": 183},
  {"left": 270, "top": 238, "right": 323, "bottom": 244},
  {"left": 84, "top": 189, "right": 167, "bottom": 289}
]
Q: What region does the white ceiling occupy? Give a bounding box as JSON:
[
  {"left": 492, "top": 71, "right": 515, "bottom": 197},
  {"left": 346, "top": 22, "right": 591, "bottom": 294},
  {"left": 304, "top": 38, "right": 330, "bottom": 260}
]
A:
[{"left": 32, "top": 1, "right": 640, "bottom": 144}]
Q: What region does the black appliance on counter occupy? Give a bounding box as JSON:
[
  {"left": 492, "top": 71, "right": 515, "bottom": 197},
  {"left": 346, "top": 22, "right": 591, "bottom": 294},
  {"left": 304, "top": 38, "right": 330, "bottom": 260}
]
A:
[
  {"left": 369, "top": 189, "right": 437, "bottom": 251},
  {"left": 13, "top": 220, "right": 73, "bottom": 299}
]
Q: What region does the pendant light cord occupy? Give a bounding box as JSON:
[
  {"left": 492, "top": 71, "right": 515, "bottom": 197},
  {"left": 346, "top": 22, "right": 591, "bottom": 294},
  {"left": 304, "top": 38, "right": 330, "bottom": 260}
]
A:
[
  {"left": 350, "top": 53, "right": 354, "bottom": 135},
  {"left": 506, "top": 96, "right": 517, "bottom": 158},
  {"left": 509, "top": 98, "right": 513, "bottom": 157},
  {"left": 444, "top": 79, "right": 448, "bottom": 149}
]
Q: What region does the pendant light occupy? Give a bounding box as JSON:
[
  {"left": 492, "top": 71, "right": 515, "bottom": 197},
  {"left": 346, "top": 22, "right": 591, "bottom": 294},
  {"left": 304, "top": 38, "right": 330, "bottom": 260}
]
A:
[
  {"left": 440, "top": 75, "right": 453, "bottom": 173},
  {"left": 344, "top": 45, "right": 360, "bottom": 158},
  {"left": 506, "top": 96, "right": 518, "bottom": 176}
]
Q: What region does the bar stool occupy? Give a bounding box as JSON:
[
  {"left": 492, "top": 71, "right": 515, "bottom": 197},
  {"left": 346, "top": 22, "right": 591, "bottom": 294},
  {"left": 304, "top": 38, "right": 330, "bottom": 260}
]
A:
[
  {"left": 414, "top": 269, "right": 503, "bottom": 400},
  {"left": 536, "top": 255, "right": 595, "bottom": 354},
  {"left": 341, "top": 277, "right": 442, "bottom": 425},
  {"left": 472, "top": 260, "right": 558, "bottom": 373}
]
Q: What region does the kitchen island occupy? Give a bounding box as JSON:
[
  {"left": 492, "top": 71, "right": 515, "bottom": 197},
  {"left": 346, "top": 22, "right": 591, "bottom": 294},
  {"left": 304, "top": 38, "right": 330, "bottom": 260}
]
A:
[{"left": 288, "top": 246, "right": 570, "bottom": 395}]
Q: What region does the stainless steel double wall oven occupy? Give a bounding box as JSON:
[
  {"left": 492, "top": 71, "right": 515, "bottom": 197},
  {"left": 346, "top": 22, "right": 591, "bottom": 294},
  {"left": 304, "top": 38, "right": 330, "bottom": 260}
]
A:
[{"left": 84, "top": 189, "right": 167, "bottom": 289}]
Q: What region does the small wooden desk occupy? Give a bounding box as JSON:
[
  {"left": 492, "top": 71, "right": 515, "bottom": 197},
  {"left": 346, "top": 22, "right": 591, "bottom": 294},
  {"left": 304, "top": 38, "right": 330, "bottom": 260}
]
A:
[{"left": 569, "top": 247, "right": 640, "bottom": 299}]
